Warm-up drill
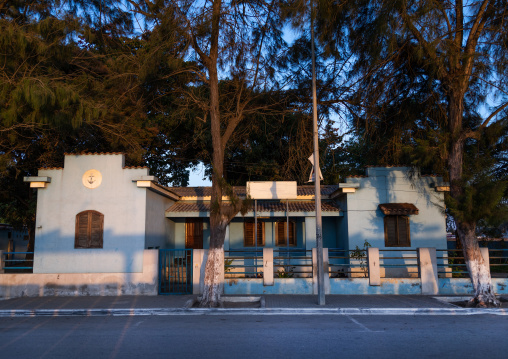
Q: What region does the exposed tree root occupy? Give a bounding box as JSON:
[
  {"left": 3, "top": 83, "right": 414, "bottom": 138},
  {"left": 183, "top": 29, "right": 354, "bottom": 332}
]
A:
[{"left": 467, "top": 296, "right": 500, "bottom": 308}]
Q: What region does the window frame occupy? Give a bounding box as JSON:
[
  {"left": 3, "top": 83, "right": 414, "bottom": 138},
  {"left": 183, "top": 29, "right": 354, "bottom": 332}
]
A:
[
  {"left": 275, "top": 220, "right": 296, "bottom": 246},
  {"left": 243, "top": 220, "right": 265, "bottom": 247},
  {"left": 384, "top": 215, "right": 410, "bottom": 247},
  {"left": 75, "top": 210, "right": 104, "bottom": 249}
]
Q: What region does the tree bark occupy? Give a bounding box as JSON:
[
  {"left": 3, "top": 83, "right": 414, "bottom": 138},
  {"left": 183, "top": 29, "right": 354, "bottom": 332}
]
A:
[
  {"left": 198, "top": 0, "right": 230, "bottom": 308},
  {"left": 456, "top": 221, "right": 499, "bottom": 307},
  {"left": 447, "top": 92, "right": 499, "bottom": 307}
]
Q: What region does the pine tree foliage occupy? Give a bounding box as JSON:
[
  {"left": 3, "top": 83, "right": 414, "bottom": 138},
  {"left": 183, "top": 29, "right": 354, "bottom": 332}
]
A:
[
  {"left": 317, "top": 0, "right": 508, "bottom": 306},
  {"left": 0, "top": 0, "right": 161, "bottom": 236}
]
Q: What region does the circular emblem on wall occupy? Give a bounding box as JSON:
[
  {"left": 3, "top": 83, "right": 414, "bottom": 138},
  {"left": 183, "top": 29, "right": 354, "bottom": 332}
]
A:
[{"left": 82, "top": 169, "right": 102, "bottom": 189}]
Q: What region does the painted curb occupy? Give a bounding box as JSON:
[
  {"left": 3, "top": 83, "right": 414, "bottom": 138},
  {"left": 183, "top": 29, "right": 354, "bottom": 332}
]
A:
[{"left": 0, "top": 307, "right": 506, "bottom": 317}]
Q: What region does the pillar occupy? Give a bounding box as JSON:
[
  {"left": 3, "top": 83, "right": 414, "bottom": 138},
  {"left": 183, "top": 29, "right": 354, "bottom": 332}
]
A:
[
  {"left": 192, "top": 249, "right": 208, "bottom": 295},
  {"left": 263, "top": 248, "right": 274, "bottom": 286},
  {"left": 418, "top": 247, "right": 438, "bottom": 295},
  {"left": 367, "top": 247, "right": 380, "bottom": 286}
]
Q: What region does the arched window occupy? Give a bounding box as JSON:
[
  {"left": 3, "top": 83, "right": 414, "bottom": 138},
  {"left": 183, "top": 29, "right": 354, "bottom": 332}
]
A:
[{"left": 75, "top": 210, "right": 104, "bottom": 248}]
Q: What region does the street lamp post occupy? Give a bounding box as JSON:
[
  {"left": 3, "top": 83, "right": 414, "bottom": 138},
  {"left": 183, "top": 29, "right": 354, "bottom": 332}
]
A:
[{"left": 311, "top": 0, "right": 325, "bottom": 306}]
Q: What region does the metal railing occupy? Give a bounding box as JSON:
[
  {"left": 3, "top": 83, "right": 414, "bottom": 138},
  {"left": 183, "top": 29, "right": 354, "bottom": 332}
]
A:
[
  {"left": 224, "top": 249, "right": 263, "bottom": 278},
  {"left": 2, "top": 252, "right": 34, "bottom": 273},
  {"left": 329, "top": 248, "right": 368, "bottom": 278},
  {"left": 274, "top": 249, "right": 312, "bottom": 278},
  {"left": 487, "top": 248, "right": 508, "bottom": 277},
  {"left": 437, "top": 249, "right": 468, "bottom": 278},
  {"left": 379, "top": 249, "right": 419, "bottom": 278}
]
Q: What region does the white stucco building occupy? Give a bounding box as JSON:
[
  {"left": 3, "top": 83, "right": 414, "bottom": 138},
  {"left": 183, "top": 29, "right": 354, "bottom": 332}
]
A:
[{"left": 6, "top": 152, "right": 461, "bottom": 298}]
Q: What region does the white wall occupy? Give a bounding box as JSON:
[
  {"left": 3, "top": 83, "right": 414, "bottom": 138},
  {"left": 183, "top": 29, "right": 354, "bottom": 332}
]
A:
[
  {"left": 345, "top": 168, "right": 447, "bottom": 251},
  {"left": 1, "top": 250, "right": 158, "bottom": 298},
  {"left": 145, "top": 190, "right": 174, "bottom": 249},
  {"left": 33, "top": 154, "right": 149, "bottom": 273}
]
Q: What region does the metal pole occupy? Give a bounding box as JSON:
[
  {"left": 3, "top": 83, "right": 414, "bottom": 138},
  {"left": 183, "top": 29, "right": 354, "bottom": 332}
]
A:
[
  {"left": 311, "top": 0, "right": 325, "bottom": 305},
  {"left": 254, "top": 199, "right": 258, "bottom": 276},
  {"left": 286, "top": 199, "right": 289, "bottom": 266}
]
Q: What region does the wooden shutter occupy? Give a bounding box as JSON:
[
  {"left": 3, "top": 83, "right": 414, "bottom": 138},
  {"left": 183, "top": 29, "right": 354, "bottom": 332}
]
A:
[
  {"left": 397, "top": 216, "right": 410, "bottom": 246},
  {"left": 75, "top": 210, "right": 103, "bottom": 248},
  {"left": 244, "top": 221, "right": 264, "bottom": 246},
  {"left": 244, "top": 222, "right": 254, "bottom": 246},
  {"left": 276, "top": 222, "right": 285, "bottom": 246},
  {"left": 75, "top": 212, "right": 90, "bottom": 248},
  {"left": 276, "top": 221, "right": 296, "bottom": 246},
  {"left": 89, "top": 211, "right": 104, "bottom": 248},
  {"left": 288, "top": 221, "right": 295, "bottom": 246},
  {"left": 384, "top": 216, "right": 410, "bottom": 247},
  {"left": 186, "top": 218, "right": 203, "bottom": 249}
]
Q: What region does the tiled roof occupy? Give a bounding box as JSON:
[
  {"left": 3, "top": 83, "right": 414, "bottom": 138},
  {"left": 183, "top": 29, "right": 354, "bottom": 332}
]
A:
[
  {"left": 365, "top": 165, "right": 410, "bottom": 168},
  {"left": 168, "top": 187, "right": 245, "bottom": 197},
  {"left": 64, "top": 152, "right": 124, "bottom": 155},
  {"left": 378, "top": 203, "right": 419, "bottom": 215},
  {"left": 167, "top": 203, "right": 212, "bottom": 213},
  {"left": 166, "top": 201, "right": 340, "bottom": 213},
  {"left": 167, "top": 185, "right": 339, "bottom": 198},
  {"left": 296, "top": 185, "right": 339, "bottom": 196},
  {"left": 123, "top": 166, "right": 149, "bottom": 169}
]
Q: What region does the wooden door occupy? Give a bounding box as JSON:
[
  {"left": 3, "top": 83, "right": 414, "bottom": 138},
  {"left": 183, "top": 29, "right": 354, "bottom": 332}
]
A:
[{"left": 185, "top": 218, "right": 203, "bottom": 249}]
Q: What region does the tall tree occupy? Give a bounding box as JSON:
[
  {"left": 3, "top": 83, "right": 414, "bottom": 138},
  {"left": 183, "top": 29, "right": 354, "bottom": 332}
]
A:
[
  {"left": 128, "top": 0, "right": 288, "bottom": 306},
  {"left": 0, "top": 1, "right": 159, "bottom": 244},
  {"left": 319, "top": 0, "right": 508, "bottom": 306}
]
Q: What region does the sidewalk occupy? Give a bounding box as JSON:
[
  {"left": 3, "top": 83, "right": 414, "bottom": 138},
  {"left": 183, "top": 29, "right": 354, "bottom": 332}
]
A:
[{"left": 0, "top": 294, "right": 506, "bottom": 316}]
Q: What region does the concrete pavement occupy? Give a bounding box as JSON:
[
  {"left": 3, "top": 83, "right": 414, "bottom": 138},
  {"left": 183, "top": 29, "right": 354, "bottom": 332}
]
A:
[{"left": 0, "top": 294, "right": 506, "bottom": 317}]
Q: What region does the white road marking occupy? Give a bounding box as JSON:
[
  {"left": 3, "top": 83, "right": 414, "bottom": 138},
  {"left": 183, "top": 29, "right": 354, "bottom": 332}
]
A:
[{"left": 347, "top": 315, "right": 383, "bottom": 332}]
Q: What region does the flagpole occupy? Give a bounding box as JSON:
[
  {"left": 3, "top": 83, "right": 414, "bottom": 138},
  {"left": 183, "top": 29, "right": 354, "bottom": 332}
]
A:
[{"left": 311, "top": 0, "right": 325, "bottom": 305}]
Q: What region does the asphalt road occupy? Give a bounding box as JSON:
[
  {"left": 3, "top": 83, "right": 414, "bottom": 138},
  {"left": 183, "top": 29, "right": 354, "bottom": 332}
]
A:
[{"left": 1, "top": 315, "right": 507, "bottom": 359}]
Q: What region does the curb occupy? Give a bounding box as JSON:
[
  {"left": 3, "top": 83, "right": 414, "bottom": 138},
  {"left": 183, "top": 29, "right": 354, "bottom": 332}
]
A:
[{"left": 0, "top": 307, "right": 506, "bottom": 317}]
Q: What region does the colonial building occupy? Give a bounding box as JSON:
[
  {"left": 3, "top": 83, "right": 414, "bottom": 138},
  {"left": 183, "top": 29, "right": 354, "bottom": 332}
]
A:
[{"left": 6, "top": 152, "right": 457, "bottom": 298}]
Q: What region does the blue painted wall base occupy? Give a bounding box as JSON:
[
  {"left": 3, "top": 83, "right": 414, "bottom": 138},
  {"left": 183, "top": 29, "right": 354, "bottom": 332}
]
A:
[{"left": 223, "top": 277, "right": 508, "bottom": 295}]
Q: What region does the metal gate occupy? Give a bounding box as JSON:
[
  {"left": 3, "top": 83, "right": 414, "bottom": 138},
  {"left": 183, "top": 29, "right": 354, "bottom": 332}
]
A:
[{"left": 159, "top": 249, "right": 193, "bottom": 295}]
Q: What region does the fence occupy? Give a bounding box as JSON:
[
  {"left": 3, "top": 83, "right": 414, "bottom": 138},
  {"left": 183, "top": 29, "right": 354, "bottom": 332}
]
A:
[
  {"left": 0, "top": 251, "right": 33, "bottom": 273},
  {"left": 489, "top": 249, "right": 508, "bottom": 277},
  {"left": 329, "top": 249, "right": 368, "bottom": 278},
  {"left": 274, "top": 249, "right": 312, "bottom": 278},
  {"left": 224, "top": 249, "right": 262, "bottom": 278},
  {"left": 222, "top": 247, "right": 508, "bottom": 280},
  {"left": 224, "top": 249, "right": 313, "bottom": 278},
  {"left": 379, "top": 249, "right": 419, "bottom": 278}
]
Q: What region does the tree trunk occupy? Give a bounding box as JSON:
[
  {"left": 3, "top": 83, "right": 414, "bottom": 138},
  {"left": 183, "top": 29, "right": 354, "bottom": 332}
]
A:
[
  {"left": 198, "top": 0, "right": 226, "bottom": 307},
  {"left": 200, "top": 215, "right": 228, "bottom": 307},
  {"left": 456, "top": 221, "right": 499, "bottom": 307},
  {"left": 447, "top": 92, "right": 499, "bottom": 307}
]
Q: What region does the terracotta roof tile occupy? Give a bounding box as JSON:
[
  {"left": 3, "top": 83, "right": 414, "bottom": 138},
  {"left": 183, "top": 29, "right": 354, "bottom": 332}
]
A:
[
  {"left": 64, "top": 152, "right": 124, "bottom": 155},
  {"left": 378, "top": 203, "right": 419, "bottom": 215},
  {"left": 167, "top": 185, "right": 339, "bottom": 198},
  {"left": 166, "top": 201, "right": 340, "bottom": 213}
]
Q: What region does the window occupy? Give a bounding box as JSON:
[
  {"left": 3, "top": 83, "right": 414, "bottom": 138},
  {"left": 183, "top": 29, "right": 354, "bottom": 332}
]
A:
[
  {"left": 244, "top": 221, "right": 265, "bottom": 246},
  {"left": 384, "top": 215, "right": 410, "bottom": 247},
  {"left": 185, "top": 218, "right": 203, "bottom": 249},
  {"left": 75, "top": 210, "right": 104, "bottom": 248},
  {"left": 276, "top": 221, "right": 296, "bottom": 246}
]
